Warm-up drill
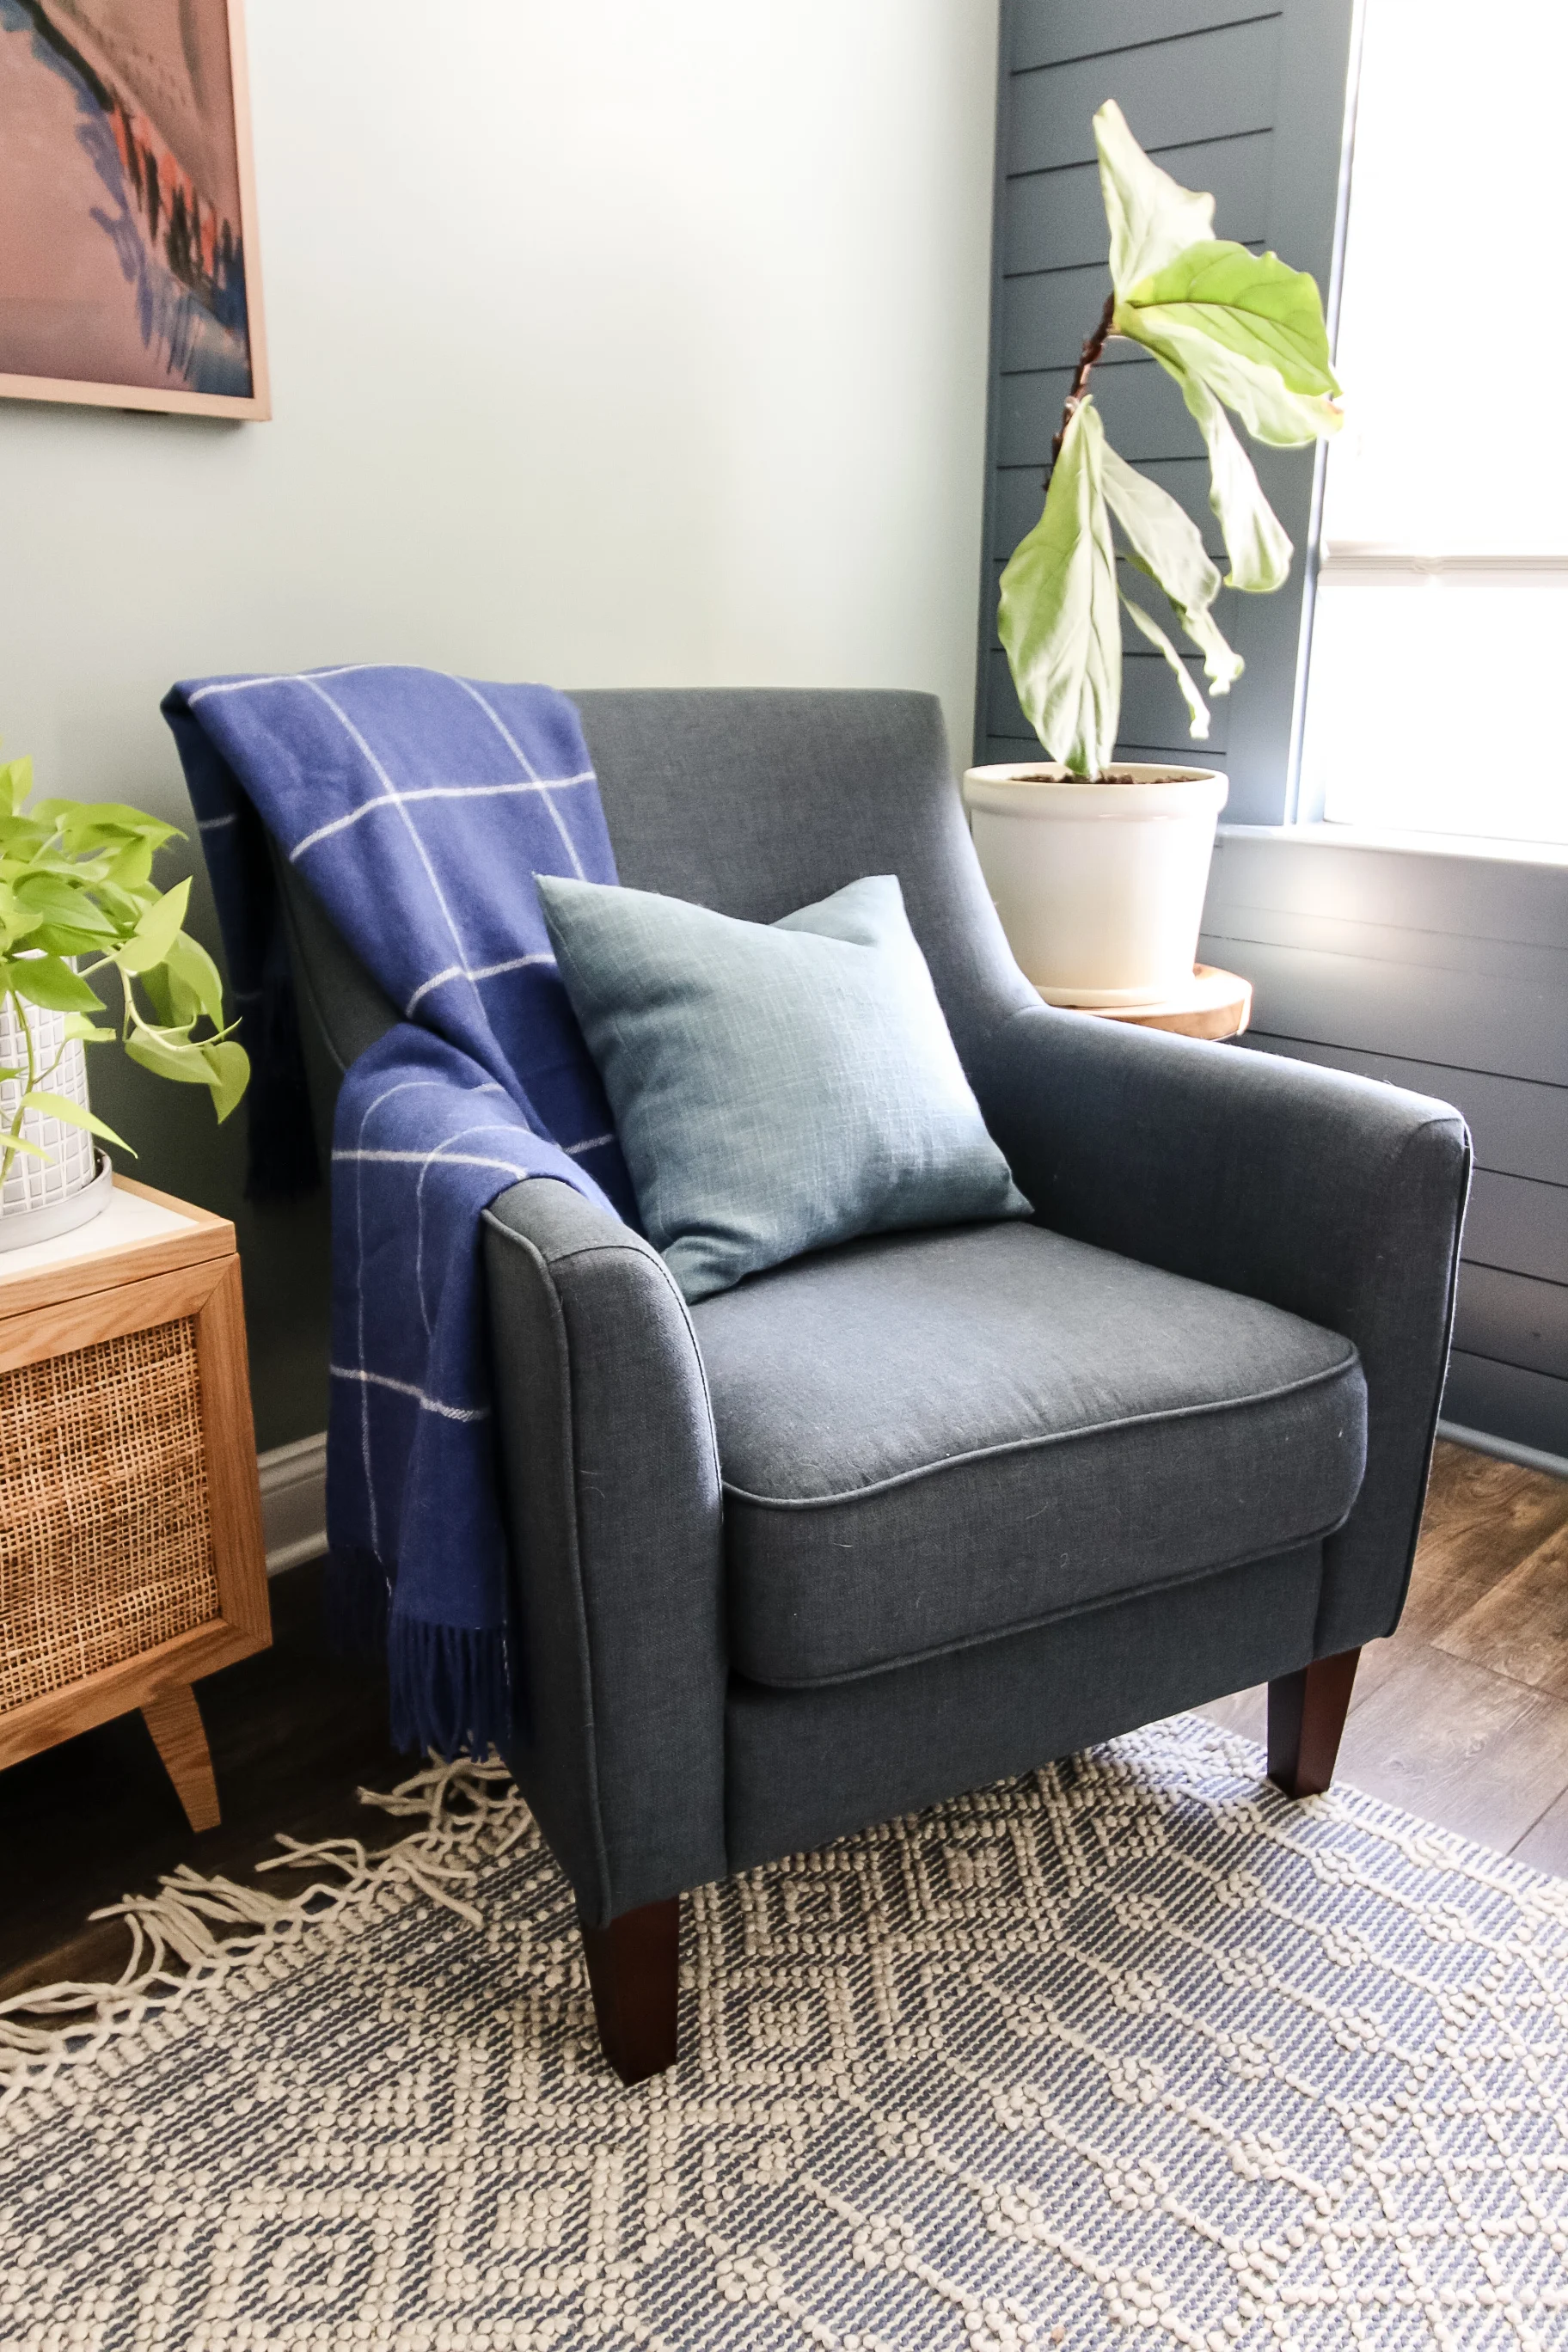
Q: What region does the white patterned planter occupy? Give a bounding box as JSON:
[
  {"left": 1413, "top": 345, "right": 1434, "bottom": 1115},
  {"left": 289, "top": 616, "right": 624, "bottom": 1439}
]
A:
[{"left": 0, "top": 994, "right": 108, "bottom": 1249}]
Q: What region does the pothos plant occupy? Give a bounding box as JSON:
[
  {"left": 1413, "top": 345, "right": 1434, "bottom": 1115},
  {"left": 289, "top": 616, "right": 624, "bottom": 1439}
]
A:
[
  {"left": 0, "top": 747, "right": 249, "bottom": 1190},
  {"left": 1000, "top": 101, "right": 1344, "bottom": 775}
]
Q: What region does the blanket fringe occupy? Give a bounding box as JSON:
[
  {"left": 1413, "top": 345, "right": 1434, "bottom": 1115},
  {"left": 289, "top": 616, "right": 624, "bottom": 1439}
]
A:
[
  {"left": 0, "top": 1753, "right": 530, "bottom": 2099},
  {"left": 325, "top": 1553, "right": 518, "bottom": 1758},
  {"left": 389, "top": 1615, "right": 517, "bottom": 1759}
]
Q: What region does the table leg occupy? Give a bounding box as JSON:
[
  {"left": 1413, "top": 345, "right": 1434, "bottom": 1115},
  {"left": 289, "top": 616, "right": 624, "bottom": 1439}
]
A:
[{"left": 143, "top": 1682, "right": 221, "bottom": 1832}]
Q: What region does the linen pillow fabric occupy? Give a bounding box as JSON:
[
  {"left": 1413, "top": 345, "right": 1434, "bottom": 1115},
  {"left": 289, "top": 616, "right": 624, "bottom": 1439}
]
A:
[{"left": 536, "top": 871, "right": 1032, "bottom": 1302}]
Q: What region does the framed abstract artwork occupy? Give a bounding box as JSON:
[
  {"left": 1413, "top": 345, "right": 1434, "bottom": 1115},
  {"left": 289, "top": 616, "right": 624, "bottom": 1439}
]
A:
[{"left": 0, "top": 0, "right": 268, "bottom": 419}]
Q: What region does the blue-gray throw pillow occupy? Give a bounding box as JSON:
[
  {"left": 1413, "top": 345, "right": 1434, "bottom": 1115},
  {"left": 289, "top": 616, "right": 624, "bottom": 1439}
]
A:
[{"left": 536, "top": 870, "right": 1032, "bottom": 1302}]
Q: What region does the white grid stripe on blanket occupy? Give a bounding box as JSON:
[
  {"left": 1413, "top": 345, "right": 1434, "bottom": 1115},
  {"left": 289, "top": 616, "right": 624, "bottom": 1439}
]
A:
[
  {"left": 405, "top": 949, "right": 557, "bottom": 1018},
  {"left": 299, "top": 675, "right": 475, "bottom": 982},
  {"left": 328, "top": 1365, "right": 491, "bottom": 1422},
  {"left": 451, "top": 675, "right": 590, "bottom": 878},
  {"left": 291, "top": 775, "right": 595, "bottom": 861}
]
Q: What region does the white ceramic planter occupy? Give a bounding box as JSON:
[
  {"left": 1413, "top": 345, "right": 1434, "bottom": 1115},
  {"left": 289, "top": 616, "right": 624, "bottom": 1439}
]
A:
[
  {"left": 962, "top": 762, "right": 1228, "bottom": 1008},
  {"left": 0, "top": 995, "right": 108, "bottom": 1250}
]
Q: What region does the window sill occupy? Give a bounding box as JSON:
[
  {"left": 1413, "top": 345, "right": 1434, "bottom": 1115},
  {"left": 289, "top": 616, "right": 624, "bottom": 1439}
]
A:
[{"left": 1218, "top": 822, "right": 1568, "bottom": 872}]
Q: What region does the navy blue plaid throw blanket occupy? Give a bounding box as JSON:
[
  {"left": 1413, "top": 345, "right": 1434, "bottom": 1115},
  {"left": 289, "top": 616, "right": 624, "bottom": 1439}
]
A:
[{"left": 163, "top": 666, "right": 638, "bottom": 1755}]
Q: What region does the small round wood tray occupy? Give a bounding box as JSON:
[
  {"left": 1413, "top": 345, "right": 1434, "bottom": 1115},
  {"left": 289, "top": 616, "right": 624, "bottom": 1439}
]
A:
[{"left": 1076, "top": 965, "right": 1252, "bottom": 1040}]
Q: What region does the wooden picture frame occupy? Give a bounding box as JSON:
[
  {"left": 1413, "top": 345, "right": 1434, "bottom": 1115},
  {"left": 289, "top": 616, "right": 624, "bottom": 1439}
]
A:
[
  {"left": 0, "top": 0, "right": 270, "bottom": 420},
  {"left": 0, "top": 1176, "right": 270, "bottom": 1830}
]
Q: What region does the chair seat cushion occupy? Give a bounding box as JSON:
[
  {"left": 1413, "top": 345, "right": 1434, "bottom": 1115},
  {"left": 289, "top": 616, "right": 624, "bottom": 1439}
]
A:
[{"left": 690, "top": 1221, "right": 1366, "bottom": 1687}]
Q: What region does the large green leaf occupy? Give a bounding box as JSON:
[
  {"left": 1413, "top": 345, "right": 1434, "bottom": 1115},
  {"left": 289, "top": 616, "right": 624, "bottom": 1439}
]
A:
[
  {"left": 1120, "top": 591, "right": 1211, "bottom": 741},
  {"left": 6, "top": 956, "right": 105, "bottom": 1014},
  {"left": 14, "top": 877, "right": 118, "bottom": 929},
  {"left": 34, "top": 798, "right": 181, "bottom": 853},
  {"left": 17, "top": 1090, "right": 131, "bottom": 1153},
  {"left": 125, "top": 1027, "right": 249, "bottom": 1121},
  {"left": 1130, "top": 316, "right": 1341, "bottom": 446},
  {"left": 998, "top": 396, "right": 1121, "bottom": 777},
  {"left": 1179, "top": 377, "right": 1295, "bottom": 592},
  {"left": 0, "top": 756, "right": 33, "bottom": 820},
  {"left": 1099, "top": 441, "right": 1242, "bottom": 688},
  {"left": 1177, "top": 598, "right": 1244, "bottom": 693},
  {"left": 114, "top": 876, "right": 192, "bottom": 975},
  {"left": 124, "top": 1027, "right": 217, "bottom": 1088},
  {"left": 1123, "top": 241, "right": 1339, "bottom": 395},
  {"left": 202, "top": 1038, "right": 251, "bottom": 1124},
  {"left": 161, "top": 927, "right": 227, "bottom": 1027},
  {"left": 1099, "top": 444, "right": 1221, "bottom": 621},
  {"left": 1093, "top": 101, "right": 1216, "bottom": 294}
]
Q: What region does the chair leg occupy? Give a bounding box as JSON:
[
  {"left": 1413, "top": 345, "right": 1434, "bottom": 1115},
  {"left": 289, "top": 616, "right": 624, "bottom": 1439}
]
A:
[
  {"left": 1267, "top": 1647, "right": 1362, "bottom": 1798},
  {"left": 579, "top": 1896, "right": 681, "bottom": 2085},
  {"left": 143, "top": 1681, "right": 222, "bottom": 1832}
]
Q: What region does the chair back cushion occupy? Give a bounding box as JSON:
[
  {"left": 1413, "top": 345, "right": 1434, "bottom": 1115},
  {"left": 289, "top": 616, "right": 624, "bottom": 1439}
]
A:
[
  {"left": 538, "top": 870, "right": 1032, "bottom": 1300},
  {"left": 270, "top": 688, "right": 1037, "bottom": 1132},
  {"left": 573, "top": 689, "right": 1036, "bottom": 1069}
]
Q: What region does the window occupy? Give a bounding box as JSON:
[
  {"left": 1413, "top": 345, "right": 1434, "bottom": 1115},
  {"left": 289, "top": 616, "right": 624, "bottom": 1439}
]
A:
[{"left": 1299, "top": 0, "right": 1568, "bottom": 846}]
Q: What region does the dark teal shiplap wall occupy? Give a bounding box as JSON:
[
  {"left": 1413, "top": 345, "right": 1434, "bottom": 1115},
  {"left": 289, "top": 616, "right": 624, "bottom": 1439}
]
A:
[
  {"left": 977, "top": 1, "right": 1567, "bottom": 1462},
  {"left": 1201, "top": 835, "right": 1568, "bottom": 1461},
  {"left": 977, "top": 0, "right": 1357, "bottom": 820}
]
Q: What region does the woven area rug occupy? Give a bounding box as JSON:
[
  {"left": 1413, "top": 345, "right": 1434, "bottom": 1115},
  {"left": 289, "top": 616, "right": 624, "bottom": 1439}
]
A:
[{"left": 4, "top": 1715, "right": 1567, "bottom": 2352}]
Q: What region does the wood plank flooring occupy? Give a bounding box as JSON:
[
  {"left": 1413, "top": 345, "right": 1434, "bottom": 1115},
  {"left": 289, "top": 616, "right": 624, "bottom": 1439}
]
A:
[
  {"left": 1198, "top": 1440, "right": 1568, "bottom": 1871},
  {"left": 3, "top": 1439, "right": 1565, "bottom": 2015}
]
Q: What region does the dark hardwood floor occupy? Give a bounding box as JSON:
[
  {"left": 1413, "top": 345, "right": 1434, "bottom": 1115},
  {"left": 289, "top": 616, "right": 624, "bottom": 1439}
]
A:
[
  {"left": 4, "top": 1439, "right": 1566, "bottom": 2012},
  {"left": 0, "top": 1559, "right": 407, "bottom": 2005},
  {"left": 1200, "top": 1439, "right": 1568, "bottom": 1871}
]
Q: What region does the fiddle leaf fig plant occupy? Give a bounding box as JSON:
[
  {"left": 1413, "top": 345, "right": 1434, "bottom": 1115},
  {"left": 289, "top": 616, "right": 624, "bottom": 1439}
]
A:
[
  {"left": 999, "top": 101, "right": 1344, "bottom": 777},
  {"left": 0, "top": 748, "right": 249, "bottom": 1188}
]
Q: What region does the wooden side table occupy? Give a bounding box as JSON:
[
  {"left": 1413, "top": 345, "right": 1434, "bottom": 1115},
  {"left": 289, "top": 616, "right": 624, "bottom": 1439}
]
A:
[
  {"left": 1079, "top": 964, "right": 1253, "bottom": 1041},
  {"left": 0, "top": 1174, "right": 269, "bottom": 1830}
]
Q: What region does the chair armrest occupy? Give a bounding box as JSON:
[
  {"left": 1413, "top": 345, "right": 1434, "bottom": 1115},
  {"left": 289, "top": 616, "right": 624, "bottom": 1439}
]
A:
[
  {"left": 482, "top": 1179, "right": 726, "bottom": 1925},
  {"left": 973, "top": 1006, "right": 1471, "bottom": 1651}
]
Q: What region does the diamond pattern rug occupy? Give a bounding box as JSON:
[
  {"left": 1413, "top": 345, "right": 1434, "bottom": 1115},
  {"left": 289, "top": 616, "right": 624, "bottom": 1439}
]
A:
[{"left": 3, "top": 1712, "right": 1567, "bottom": 2351}]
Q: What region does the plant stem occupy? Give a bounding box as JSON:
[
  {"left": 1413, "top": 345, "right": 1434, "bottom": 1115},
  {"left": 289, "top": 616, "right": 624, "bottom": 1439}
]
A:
[
  {"left": 0, "top": 984, "right": 36, "bottom": 1190},
  {"left": 1047, "top": 291, "right": 1118, "bottom": 481}
]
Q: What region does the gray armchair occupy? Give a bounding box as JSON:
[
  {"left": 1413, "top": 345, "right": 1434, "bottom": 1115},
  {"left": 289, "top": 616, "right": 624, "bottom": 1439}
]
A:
[{"left": 272, "top": 689, "right": 1469, "bottom": 2083}]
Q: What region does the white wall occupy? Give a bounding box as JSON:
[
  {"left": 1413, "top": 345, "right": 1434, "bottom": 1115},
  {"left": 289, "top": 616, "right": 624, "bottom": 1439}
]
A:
[
  {"left": 0, "top": 0, "right": 1000, "bottom": 1446},
  {"left": 3, "top": 0, "right": 999, "bottom": 789}
]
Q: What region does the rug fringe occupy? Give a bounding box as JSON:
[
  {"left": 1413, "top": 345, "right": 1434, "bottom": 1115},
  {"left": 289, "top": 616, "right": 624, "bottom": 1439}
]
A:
[{"left": 0, "top": 1751, "right": 524, "bottom": 2087}]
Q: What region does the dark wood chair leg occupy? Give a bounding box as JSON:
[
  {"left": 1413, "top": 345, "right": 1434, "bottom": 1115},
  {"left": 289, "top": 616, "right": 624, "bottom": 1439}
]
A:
[
  {"left": 1267, "top": 1647, "right": 1361, "bottom": 1798},
  {"left": 579, "top": 1896, "right": 681, "bottom": 2084}
]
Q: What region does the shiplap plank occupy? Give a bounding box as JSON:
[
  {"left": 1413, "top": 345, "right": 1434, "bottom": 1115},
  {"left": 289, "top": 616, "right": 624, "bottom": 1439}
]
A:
[
  {"left": 1011, "top": 0, "right": 1281, "bottom": 71},
  {"left": 1454, "top": 1265, "right": 1568, "bottom": 1385},
  {"left": 1237, "top": 1038, "right": 1568, "bottom": 1185},
  {"left": 1191, "top": 936, "right": 1568, "bottom": 1087},
  {"left": 1465, "top": 1172, "right": 1568, "bottom": 1289},
  {"left": 999, "top": 357, "right": 1205, "bottom": 469},
  {"left": 1001, "top": 260, "right": 1115, "bottom": 374},
  {"left": 1442, "top": 1352, "right": 1568, "bottom": 1460},
  {"left": 986, "top": 646, "right": 1226, "bottom": 756},
  {"left": 1008, "top": 17, "right": 1280, "bottom": 174},
  {"left": 1199, "top": 900, "right": 1565, "bottom": 995},
  {"left": 1207, "top": 830, "right": 1568, "bottom": 956},
  {"left": 1004, "top": 135, "right": 1271, "bottom": 273}
]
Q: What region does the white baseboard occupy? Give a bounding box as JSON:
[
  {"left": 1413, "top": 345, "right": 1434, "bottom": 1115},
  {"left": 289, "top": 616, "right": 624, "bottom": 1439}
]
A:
[
  {"left": 259, "top": 1431, "right": 328, "bottom": 1574},
  {"left": 1437, "top": 1418, "right": 1568, "bottom": 1484}
]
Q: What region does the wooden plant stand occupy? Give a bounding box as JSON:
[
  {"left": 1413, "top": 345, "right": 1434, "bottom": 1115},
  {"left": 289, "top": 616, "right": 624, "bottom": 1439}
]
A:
[
  {"left": 0, "top": 1174, "right": 269, "bottom": 1830},
  {"left": 1081, "top": 964, "right": 1253, "bottom": 1041}
]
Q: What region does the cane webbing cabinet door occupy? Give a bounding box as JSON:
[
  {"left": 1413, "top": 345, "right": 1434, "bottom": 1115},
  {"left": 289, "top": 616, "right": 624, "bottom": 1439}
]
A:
[{"left": 0, "top": 1175, "right": 270, "bottom": 1829}]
